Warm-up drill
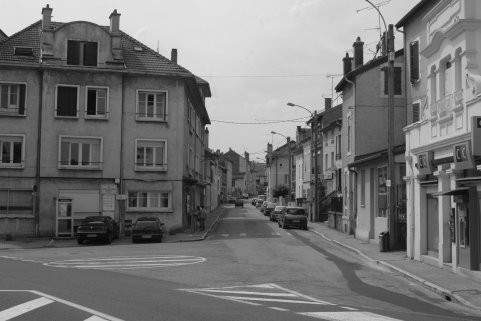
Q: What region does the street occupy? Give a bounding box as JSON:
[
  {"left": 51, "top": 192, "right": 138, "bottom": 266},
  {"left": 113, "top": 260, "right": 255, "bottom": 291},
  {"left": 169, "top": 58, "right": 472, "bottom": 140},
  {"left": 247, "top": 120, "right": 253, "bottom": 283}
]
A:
[{"left": 1, "top": 202, "right": 480, "bottom": 321}]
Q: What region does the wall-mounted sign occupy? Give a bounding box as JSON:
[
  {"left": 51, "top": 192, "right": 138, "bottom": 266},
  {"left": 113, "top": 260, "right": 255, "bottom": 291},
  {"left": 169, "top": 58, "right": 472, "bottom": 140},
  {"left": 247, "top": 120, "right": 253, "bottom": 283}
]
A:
[
  {"left": 472, "top": 116, "right": 481, "bottom": 156},
  {"left": 417, "top": 151, "right": 434, "bottom": 175},
  {"left": 453, "top": 141, "right": 474, "bottom": 170}
]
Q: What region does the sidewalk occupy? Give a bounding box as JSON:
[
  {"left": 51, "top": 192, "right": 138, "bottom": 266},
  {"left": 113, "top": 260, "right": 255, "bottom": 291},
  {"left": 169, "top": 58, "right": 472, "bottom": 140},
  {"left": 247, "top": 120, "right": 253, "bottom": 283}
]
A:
[
  {"left": 0, "top": 206, "right": 226, "bottom": 250},
  {"left": 308, "top": 221, "right": 481, "bottom": 312}
]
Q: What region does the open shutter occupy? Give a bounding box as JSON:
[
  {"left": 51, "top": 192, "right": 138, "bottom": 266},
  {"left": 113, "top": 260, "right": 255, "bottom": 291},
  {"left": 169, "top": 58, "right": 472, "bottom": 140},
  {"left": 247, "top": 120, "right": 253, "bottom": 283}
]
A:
[
  {"left": 19, "top": 84, "right": 26, "bottom": 115},
  {"left": 410, "top": 41, "right": 419, "bottom": 83}
]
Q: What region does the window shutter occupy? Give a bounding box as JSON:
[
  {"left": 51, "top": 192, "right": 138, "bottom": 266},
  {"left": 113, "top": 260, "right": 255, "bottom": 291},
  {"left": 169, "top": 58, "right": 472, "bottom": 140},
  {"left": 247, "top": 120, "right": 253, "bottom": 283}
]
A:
[
  {"left": 67, "top": 40, "right": 80, "bottom": 65},
  {"left": 83, "top": 42, "right": 98, "bottom": 66},
  {"left": 410, "top": 41, "right": 419, "bottom": 83},
  {"left": 19, "top": 84, "right": 26, "bottom": 115},
  {"left": 412, "top": 102, "right": 420, "bottom": 123}
]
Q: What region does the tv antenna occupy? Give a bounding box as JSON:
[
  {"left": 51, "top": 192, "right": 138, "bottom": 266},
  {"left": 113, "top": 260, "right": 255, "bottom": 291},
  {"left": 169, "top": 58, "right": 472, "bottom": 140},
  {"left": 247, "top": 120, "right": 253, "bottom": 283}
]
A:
[{"left": 326, "top": 74, "right": 343, "bottom": 101}]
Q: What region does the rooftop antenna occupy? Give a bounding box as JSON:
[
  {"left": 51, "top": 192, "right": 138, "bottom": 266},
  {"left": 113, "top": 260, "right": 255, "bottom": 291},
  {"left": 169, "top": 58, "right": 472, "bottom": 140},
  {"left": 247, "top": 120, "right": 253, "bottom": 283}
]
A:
[
  {"left": 357, "top": 0, "right": 391, "bottom": 40},
  {"left": 326, "top": 74, "right": 343, "bottom": 100}
]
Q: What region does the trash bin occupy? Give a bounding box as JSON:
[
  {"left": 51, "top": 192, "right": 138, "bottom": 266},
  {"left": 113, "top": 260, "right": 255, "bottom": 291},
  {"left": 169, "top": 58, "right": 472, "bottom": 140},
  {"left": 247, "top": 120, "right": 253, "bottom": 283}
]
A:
[{"left": 379, "top": 231, "right": 389, "bottom": 252}]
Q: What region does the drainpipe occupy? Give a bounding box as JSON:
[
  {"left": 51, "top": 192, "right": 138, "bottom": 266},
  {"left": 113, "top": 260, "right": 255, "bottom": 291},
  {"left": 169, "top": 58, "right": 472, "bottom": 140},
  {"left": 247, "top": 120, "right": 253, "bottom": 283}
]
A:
[
  {"left": 35, "top": 69, "right": 44, "bottom": 237},
  {"left": 344, "top": 76, "right": 356, "bottom": 234},
  {"left": 119, "top": 74, "right": 126, "bottom": 234},
  {"left": 349, "top": 167, "right": 358, "bottom": 237}
]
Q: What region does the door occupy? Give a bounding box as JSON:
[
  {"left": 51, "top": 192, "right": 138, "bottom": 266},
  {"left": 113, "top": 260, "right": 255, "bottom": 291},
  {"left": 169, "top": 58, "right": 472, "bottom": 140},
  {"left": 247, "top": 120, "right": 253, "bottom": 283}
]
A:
[{"left": 427, "top": 195, "right": 439, "bottom": 256}]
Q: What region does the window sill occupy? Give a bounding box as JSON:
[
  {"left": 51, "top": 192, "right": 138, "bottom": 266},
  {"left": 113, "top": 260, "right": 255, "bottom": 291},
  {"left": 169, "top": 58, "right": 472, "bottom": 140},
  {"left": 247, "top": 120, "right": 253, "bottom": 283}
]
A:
[
  {"left": 0, "top": 214, "right": 34, "bottom": 218},
  {"left": 135, "top": 117, "right": 168, "bottom": 123},
  {"left": 55, "top": 115, "right": 79, "bottom": 119},
  {"left": 0, "top": 112, "right": 26, "bottom": 117},
  {"left": 126, "top": 208, "right": 173, "bottom": 213},
  {"left": 85, "top": 115, "right": 109, "bottom": 120},
  {"left": 135, "top": 166, "right": 168, "bottom": 172},
  {"left": 0, "top": 163, "right": 25, "bottom": 169},
  {"left": 58, "top": 166, "right": 103, "bottom": 170}
]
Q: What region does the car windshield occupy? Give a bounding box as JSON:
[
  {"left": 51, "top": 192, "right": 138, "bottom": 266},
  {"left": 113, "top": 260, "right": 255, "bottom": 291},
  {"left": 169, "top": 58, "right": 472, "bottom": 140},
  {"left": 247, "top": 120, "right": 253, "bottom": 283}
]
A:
[
  {"left": 82, "top": 217, "right": 107, "bottom": 224},
  {"left": 274, "top": 206, "right": 286, "bottom": 212},
  {"left": 285, "top": 208, "right": 306, "bottom": 215},
  {"left": 267, "top": 203, "right": 276, "bottom": 208},
  {"left": 134, "top": 221, "right": 158, "bottom": 228}
]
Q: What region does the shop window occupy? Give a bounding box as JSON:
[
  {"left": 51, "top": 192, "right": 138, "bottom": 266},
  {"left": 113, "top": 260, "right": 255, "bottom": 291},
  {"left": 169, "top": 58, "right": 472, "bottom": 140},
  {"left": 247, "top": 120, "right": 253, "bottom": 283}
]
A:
[
  {"left": 67, "top": 40, "right": 98, "bottom": 66},
  {"left": 59, "top": 136, "right": 102, "bottom": 169},
  {"left": 56, "top": 85, "right": 78, "bottom": 117},
  {"left": 0, "top": 83, "right": 26, "bottom": 116},
  {"left": 0, "top": 189, "right": 33, "bottom": 214},
  {"left": 128, "top": 191, "right": 170, "bottom": 210}
]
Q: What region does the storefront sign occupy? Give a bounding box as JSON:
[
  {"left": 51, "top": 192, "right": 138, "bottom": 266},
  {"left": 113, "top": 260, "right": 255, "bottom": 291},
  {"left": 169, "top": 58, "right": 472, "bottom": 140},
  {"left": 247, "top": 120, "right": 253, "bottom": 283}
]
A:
[
  {"left": 472, "top": 116, "right": 481, "bottom": 156},
  {"left": 453, "top": 142, "right": 474, "bottom": 170},
  {"left": 417, "top": 151, "right": 434, "bottom": 175}
]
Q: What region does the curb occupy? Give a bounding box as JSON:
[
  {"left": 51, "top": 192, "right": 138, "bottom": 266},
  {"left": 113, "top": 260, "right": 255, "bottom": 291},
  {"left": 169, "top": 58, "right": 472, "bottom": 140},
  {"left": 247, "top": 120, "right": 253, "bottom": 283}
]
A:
[
  {"left": 175, "top": 207, "right": 226, "bottom": 243},
  {"left": 310, "top": 228, "right": 481, "bottom": 312}
]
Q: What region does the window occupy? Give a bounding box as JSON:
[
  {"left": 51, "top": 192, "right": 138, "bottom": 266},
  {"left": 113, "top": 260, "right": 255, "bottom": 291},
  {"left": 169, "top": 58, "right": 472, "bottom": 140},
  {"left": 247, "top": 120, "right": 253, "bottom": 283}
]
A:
[
  {"left": 67, "top": 40, "right": 98, "bottom": 66},
  {"left": 0, "top": 189, "right": 33, "bottom": 214},
  {"left": 135, "top": 139, "right": 167, "bottom": 171},
  {"left": 59, "top": 136, "right": 102, "bottom": 169},
  {"left": 347, "top": 114, "right": 352, "bottom": 154},
  {"left": 86, "top": 87, "right": 108, "bottom": 118},
  {"left": 384, "top": 67, "right": 402, "bottom": 95},
  {"left": 412, "top": 102, "right": 420, "bottom": 123},
  {"left": 136, "top": 90, "right": 167, "bottom": 121},
  {"left": 0, "top": 83, "right": 26, "bottom": 115},
  {"left": 409, "top": 41, "right": 419, "bottom": 84},
  {"left": 0, "top": 135, "right": 24, "bottom": 168},
  {"left": 325, "top": 154, "right": 328, "bottom": 171},
  {"left": 56, "top": 85, "right": 78, "bottom": 117},
  {"left": 360, "top": 169, "right": 365, "bottom": 206},
  {"left": 335, "top": 135, "right": 341, "bottom": 159},
  {"left": 127, "top": 191, "right": 170, "bottom": 210},
  {"left": 331, "top": 152, "right": 334, "bottom": 169},
  {"left": 377, "top": 166, "right": 387, "bottom": 217}
]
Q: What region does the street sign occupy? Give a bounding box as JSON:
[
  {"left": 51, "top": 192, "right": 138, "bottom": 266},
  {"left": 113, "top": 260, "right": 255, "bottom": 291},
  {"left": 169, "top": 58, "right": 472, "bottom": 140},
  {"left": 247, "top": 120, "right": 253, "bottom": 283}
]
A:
[{"left": 115, "top": 194, "right": 128, "bottom": 200}]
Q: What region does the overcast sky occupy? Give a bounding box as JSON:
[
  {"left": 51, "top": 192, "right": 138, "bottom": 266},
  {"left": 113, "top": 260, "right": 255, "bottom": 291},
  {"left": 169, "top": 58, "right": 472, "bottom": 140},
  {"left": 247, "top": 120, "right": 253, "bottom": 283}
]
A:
[{"left": 1, "top": 0, "right": 419, "bottom": 160}]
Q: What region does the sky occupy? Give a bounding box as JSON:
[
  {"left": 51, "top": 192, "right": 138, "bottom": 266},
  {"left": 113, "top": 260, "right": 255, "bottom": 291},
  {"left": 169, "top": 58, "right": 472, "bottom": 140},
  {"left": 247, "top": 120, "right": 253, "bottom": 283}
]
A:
[{"left": 1, "top": 0, "right": 420, "bottom": 161}]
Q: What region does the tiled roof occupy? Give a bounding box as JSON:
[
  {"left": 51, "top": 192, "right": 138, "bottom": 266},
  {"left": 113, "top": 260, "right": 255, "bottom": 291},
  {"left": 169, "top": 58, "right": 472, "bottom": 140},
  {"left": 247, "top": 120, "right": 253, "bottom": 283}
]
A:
[{"left": 0, "top": 20, "right": 194, "bottom": 77}]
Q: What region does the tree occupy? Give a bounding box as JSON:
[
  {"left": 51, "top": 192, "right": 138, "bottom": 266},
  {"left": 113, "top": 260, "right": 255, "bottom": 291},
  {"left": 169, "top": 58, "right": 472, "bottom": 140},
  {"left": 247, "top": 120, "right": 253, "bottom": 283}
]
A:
[{"left": 273, "top": 185, "right": 289, "bottom": 198}]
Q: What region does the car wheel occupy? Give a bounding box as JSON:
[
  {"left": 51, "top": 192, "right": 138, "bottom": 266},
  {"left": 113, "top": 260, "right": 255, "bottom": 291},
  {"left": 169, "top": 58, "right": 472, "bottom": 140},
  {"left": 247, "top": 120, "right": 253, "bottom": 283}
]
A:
[
  {"left": 303, "top": 225, "right": 308, "bottom": 230},
  {"left": 282, "top": 222, "right": 288, "bottom": 229},
  {"left": 77, "top": 238, "right": 83, "bottom": 245},
  {"left": 105, "top": 233, "right": 112, "bottom": 244}
]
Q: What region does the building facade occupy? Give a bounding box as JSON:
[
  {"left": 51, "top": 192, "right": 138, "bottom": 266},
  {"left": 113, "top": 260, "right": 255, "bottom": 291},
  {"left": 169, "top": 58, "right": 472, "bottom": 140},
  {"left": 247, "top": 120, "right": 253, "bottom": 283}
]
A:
[{"left": 0, "top": 6, "right": 211, "bottom": 237}]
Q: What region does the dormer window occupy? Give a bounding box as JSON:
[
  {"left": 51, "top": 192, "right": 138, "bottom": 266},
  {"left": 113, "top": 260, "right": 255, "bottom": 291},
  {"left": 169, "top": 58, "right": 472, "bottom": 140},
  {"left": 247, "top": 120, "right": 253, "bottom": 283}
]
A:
[
  {"left": 67, "top": 40, "right": 98, "bottom": 66},
  {"left": 14, "top": 47, "right": 33, "bottom": 56}
]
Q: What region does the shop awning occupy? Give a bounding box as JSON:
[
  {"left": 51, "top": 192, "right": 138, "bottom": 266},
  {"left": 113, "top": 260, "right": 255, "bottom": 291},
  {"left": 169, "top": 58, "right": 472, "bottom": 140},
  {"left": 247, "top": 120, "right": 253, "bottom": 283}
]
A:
[{"left": 432, "top": 187, "right": 470, "bottom": 196}]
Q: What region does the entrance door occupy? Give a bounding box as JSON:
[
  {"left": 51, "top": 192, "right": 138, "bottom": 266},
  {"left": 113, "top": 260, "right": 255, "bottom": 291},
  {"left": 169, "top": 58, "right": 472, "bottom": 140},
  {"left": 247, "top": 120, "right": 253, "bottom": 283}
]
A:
[
  {"left": 427, "top": 195, "right": 439, "bottom": 256},
  {"left": 56, "top": 198, "right": 73, "bottom": 237}
]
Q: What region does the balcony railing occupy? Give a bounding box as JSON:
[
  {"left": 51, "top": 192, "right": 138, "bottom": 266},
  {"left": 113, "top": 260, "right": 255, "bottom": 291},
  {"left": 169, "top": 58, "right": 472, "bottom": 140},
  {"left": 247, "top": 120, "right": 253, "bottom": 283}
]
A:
[{"left": 429, "top": 89, "right": 463, "bottom": 119}]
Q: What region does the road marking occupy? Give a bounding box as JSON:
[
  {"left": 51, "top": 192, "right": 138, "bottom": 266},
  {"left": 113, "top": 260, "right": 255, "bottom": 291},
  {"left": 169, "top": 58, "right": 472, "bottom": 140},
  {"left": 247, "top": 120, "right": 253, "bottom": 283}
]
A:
[
  {"left": 240, "top": 233, "right": 246, "bottom": 237},
  {"left": 0, "top": 290, "right": 123, "bottom": 321},
  {"left": 0, "top": 297, "right": 53, "bottom": 320},
  {"left": 221, "top": 234, "right": 229, "bottom": 237},
  {"left": 269, "top": 307, "right": 290, "bottom": 311},
  {"left": 221, "top": 296, "right": 329, "bottom": 304},
  {"left": 341, "top": 306, "right": 358, "bottom": 311},
  {"left": 297, "top": 311, "right": 403, "bottom": 321},
  {"left": 44, "top": 255, "right": 206, "bottom": 270}
]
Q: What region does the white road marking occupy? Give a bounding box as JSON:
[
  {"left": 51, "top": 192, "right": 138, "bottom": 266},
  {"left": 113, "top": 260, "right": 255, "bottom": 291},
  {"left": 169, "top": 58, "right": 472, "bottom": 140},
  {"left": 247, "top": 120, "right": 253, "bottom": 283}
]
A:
[
  {"left": 44, "top": 255, "right": 206, "bottom": 270},
  {"left": 269, "top": 307, "right": 290, "bottom": 311},
  {"left": 0, "top": 290, "right": 123, "bottom": 321},
  {"left": 341, "top": 306, "right": 358, "bottom": 311},
  {"left": 298, "top": 311, "right": 403, "bottom": 321},
  {"left": 222, "top": 296, "right": 329, "bottom": 304},
  {"left": 0, "top": 297, "right": 53, "bottom": 320},
  {"left": 197, "top": 289, "right": 297, "bottom": 297},
  {"left": 240, "top": 233, "right": 247, "bottom": 237},
  {"left": 84, "top": 316, "right": 109, "bottom": 321},
  {"left": 221, "top": 234, "right": 229, "bottom": 237}
]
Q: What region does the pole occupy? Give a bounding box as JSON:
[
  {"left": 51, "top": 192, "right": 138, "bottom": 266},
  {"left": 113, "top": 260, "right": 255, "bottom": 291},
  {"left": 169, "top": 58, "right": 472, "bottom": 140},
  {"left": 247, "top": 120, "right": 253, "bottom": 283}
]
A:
[
  {"left": 287, "top": 136, "right": 292, "bottom": 204},
  {"left": 387, "top": 24, "right": 396, "bottom": 250},
  {"left": 313, "top": 113, "right": 319, "bottom": 222}
]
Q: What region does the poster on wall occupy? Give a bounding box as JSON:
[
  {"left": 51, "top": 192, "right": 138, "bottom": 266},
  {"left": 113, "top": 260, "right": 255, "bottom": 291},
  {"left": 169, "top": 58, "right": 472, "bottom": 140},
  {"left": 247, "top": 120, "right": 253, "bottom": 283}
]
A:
[{"left": 453, "top": 142, "right": 474, "bottom": 170}]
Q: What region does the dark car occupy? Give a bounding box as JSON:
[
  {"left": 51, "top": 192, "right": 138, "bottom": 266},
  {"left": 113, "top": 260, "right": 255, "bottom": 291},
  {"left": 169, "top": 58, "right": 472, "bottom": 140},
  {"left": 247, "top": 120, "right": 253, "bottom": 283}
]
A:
[
  {"left": 235, "top": 198, "right": 244, "bottom": 207},
  {"left": 131, "top": 217, "right": 164, "bottom": 243},
  {"left": 251, "top": 198, "right": 258, "bottom": 205},
  {"left": 256, "top": 199, "right": 264, "bottom": 208},
  {"left": 228, "top": 196, "right": 236, "bottom": 204},
  {"left": 278, "top": 207, "right": 308, "bottom": 230},
  {"left": 77, "top": 216, "right": 119, "bottom": 244},
  {"left": 264, "top": 202, "right": 276, "bottom": 217},
  {"left": 270, "top": 205, "right": 286, "bottom": 222}
]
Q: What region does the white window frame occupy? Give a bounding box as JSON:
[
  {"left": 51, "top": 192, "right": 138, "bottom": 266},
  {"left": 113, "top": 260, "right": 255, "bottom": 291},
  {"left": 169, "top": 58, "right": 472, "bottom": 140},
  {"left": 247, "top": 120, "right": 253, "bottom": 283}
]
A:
[
  {"left": 58, "top": 135, "right": 103, "bottom": 170},
  {"left": 0, "top": 188, "right": 33, "bottom": 216},
  {"left": 55, "top": 84, "right": 80, "bottom": 118},
  {"left": 135, "top": 89, "right": 168, "bottom": 122},
  {"left": 85, "top": 86, "right": 109, "bottom": 119},
  {"left": 0, "top": 82, "right": 27, "bottom": 116},
  {"left": 0, "top": 134, "right": 25, "bottom": 169},
  {"left": 135, "top": 138, "right": 167, "bottom": 171},
  {"left": 127, "top": 190, "right": 172, "bottom": 212}
]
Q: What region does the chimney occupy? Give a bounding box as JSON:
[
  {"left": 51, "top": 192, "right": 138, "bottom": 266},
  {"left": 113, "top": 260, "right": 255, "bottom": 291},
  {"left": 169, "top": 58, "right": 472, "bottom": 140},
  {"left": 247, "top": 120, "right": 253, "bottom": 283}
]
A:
[
  {"left": 244, "top": 152, "right": 250, "bottom": 162},
  {"left": 204, "top": 127, "right": 209, "bottom": 148},
  {"left": 42, "top": 4, "right": 52, "bottom": 30},
  {"left": 353, "top": 36, "right": 364, "bottom": 69},
  {"left": 343, "top": 53, "right": 352, "bottom": 75},
  {"left": 324, "top": 97, "right": 332, "bottom": 110},
  {"left": 109, "top": 9, "right": 120, "bottom": 34},
  {"left": 171, "top": 48, "right": 178, "bottom": 63}
]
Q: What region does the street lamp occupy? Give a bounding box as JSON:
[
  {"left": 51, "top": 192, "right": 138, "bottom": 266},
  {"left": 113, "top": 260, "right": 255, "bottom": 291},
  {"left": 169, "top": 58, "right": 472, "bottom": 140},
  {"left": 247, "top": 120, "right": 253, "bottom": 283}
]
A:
[
  {"left": 271, "top": 131, "right": 292, "bottom": 203},
  {"left": 287, "top": 102, "right": 318, "bottom": 222}
]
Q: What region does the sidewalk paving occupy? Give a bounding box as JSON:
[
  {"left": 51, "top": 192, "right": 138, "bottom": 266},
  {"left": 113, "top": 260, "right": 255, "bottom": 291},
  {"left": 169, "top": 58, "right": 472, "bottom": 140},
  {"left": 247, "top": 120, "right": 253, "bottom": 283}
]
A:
[{"left": 308, "top": 221, "right": 481, "bottom": 312}]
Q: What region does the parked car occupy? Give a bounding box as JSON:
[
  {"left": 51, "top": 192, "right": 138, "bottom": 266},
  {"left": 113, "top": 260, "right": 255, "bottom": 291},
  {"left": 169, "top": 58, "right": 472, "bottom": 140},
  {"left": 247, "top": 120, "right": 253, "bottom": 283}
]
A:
[
  {"left": 251, "top": 198, "right": 258, "bottom": 205},
  {"left": 131, "top": 217, "right": 164, "bottom": 243},
  {"left": 228, "top": 196, "right": 236, "bottom": 204},
  {"left": 77, "top": 216, "right": 119, "bottom": 244},
  {"left": 235, "top": 198, "right": 244, "bottom": 207},
  {"left": 270, "top": 205, "right": 287, "bottom": 222},
  {"left": 264, "top": 202, "right": 277, "bottom": 217},
  {"left": 256, "top": 199, "right": 264, "bottom": 208},
  {"left": 278, "top": 207, "right": 308, "bottom": 230},
  {"left": 242, "top": 193, "right": 249, "bottom": 199},
  {"left": 260, "top": 201, "right": 268, "bottom": 213}
]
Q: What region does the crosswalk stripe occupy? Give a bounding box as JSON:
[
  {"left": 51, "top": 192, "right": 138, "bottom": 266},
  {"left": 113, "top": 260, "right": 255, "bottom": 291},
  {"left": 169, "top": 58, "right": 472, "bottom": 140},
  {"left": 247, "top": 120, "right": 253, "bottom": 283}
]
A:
[
  {"left": 0, "top": 297, "right": 53, "bottom": 320},
  {"left": 269, "top": 307, "right": 290, "bottom": 311},
  {"left": 223, "top": 296, "right": 330, "bottom": 304},
  {"left": 197, "top": 290, "right": 297, "bottom": 297},
  {"left": 297, "top": 311, "right": 403, "bottom": 321}
]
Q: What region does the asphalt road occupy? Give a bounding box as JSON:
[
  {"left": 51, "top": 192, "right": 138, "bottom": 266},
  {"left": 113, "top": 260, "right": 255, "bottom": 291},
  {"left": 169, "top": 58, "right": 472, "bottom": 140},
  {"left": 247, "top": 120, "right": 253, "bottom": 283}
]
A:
[{"left": 1, "top": 202, "right": 480, "bottom": 321}]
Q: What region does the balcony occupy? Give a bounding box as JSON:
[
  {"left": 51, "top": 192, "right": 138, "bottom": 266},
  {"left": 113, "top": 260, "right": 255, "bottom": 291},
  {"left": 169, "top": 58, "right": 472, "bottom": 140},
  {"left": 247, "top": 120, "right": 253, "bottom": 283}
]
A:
[{"left": 428, "top": 89, "right": 463, "bottom": 120}]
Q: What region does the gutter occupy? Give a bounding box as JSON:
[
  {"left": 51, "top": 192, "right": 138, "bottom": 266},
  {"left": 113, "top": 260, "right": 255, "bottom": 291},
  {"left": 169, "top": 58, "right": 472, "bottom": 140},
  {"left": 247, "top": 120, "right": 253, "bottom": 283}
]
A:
[{"left": 34, "top": 69, "right": 44, "bottom": 236}]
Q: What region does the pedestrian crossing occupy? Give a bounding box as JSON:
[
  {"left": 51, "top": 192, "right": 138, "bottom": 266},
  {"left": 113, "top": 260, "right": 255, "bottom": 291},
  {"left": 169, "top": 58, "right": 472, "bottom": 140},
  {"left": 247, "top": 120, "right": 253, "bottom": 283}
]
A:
[
  {"left": 179, "top": 283, "right": 403, "bottom": 321},
  {"left": 0, "top": 290, "right": 122, "bottom": 321}
]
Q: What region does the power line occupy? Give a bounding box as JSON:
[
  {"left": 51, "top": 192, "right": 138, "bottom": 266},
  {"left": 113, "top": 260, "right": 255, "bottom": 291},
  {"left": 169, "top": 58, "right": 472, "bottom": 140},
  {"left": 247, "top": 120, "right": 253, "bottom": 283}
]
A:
[
  {"left": 199, "top": 74, "right": 329, "bottom": 78},
  {"left": 212, "top": 116, "right": 309, "bottom": 125}
]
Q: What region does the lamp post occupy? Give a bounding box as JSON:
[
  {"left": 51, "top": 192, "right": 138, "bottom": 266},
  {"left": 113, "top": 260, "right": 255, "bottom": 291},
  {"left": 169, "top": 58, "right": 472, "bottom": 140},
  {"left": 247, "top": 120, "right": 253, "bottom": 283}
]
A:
[
  {"left": 287, "top": 102, "right": 318, "bottom": 222},
  {"left": 271, "top": 131, "right": 292, "bottom": 203},
  {"left": 364, "top": 0, "right": 396, "bottom": 249}
]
